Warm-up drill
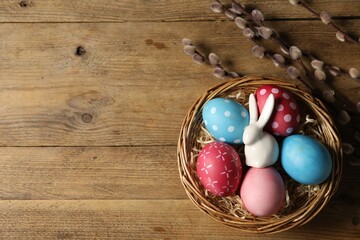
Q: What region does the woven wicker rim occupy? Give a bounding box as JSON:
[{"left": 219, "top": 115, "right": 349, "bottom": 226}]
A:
[{"left": 177, "top": 76, "right": 343, "bottom": 234}]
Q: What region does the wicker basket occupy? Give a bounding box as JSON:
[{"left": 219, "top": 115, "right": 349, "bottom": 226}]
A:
[{"left": 177, "top": 76, "right": 342, "bottom": 234}]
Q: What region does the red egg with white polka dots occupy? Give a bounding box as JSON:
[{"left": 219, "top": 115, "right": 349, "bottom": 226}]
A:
[
  {"left": 196, "top": 142, "right": 242, "bottom": 197},
  {"left": 255, "top": 85, "right": 300, "bottom": 137}
]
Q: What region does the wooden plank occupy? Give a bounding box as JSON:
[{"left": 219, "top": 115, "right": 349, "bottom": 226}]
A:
[
  {"left": 0, "top": 1, "right": 358, "bottom": 239},
  {"left": 0, "top": 0, "right": 360, "bottom": 22},
  {"left": 0, "top": 146, "right": 186, "bottom": 200},
  {"left": 0, "top": 146, "right": 358, "bottom": 203},
  {"left": 0, "top": 199, "right": 358, "bottom": 239},
  {"left": 0, "top": 21, "right": 359, "bottom": 146}
]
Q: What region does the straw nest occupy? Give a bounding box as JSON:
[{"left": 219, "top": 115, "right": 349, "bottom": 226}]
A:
[{"left": 177, "top": 76, "right": 342, "bottom": 234}]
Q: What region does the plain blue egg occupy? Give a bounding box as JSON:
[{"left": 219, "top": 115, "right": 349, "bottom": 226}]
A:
[
  {"left": 281, "top": 134, "right": 332, "bottom": 185},
  {"left": 202, "top": 98, "right": 249, "bottom": 144}
]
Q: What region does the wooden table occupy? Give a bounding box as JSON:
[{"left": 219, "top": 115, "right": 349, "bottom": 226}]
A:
[{"left": 0, "top": 0, "right": 359, "bottom": 239}]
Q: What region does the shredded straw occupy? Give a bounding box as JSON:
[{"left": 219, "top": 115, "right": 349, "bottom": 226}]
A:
[{"left": 177, "top": 76, "right": 342, "bottom": 233}]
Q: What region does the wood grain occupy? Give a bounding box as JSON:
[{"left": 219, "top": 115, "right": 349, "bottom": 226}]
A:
[
  {"left": 0, "top": 21, "right": 359, "bottom": 146},
  {"left": 0, "top": 145, "right": 357, "bottom": 200},
  {"left": 0, "top": 144, "right": 357, "bottom": 238},
  {"left": 0, "top": 0, "right": 360, "bottom": 22},
  {"left": 0, "top": 0, "right": 359, "bottom": 239},
  {"left": 0, "top": 147, "right": 185, "bottom": 200},
  {"left": 0, "top": 199, "right": 358, "bottom": 239}
]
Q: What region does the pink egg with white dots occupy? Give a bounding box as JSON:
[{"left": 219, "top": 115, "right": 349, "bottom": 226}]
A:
[
  {"left": 196, "top": 142, "right": 243, "bottom": 197},
  {"left": 255, "top": 85, "right": 300, "bottom": 137}
]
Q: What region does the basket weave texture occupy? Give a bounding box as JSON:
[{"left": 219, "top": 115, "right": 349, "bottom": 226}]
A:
[{"left": 177, "top": 76, "right": 342, "bottom": 234}]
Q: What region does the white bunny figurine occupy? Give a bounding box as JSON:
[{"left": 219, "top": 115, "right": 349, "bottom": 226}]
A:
[{"left": 243, "top": 93, "right": 279, "bottom": 168}]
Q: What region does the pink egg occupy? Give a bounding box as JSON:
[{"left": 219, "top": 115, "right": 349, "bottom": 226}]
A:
[
  {"left": 255, "top": 85, "right": 300, "bottom": 137},
  {"left": 196, "top": 142, "right": 243, "bottom": 197},
  {"left": 240, "top": 167, "right": 285, "bottom": 217}
]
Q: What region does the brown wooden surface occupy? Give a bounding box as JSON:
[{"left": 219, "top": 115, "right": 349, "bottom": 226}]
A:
[{"left": 0, "top": 0, "right": 359, "bottom": 239}]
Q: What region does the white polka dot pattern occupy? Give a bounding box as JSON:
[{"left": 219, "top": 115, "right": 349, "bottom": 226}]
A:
[
  {"left": 255, "top": 85, "right": 300, "bottom": 137},
  {"left": 284, "top": 114, "right": 292, "bottom": 122},
  {"left": 202, "top": 98, "right": 250, "bottom": 144},
  {"left": 260, "top": 89, "right": 267, "bottom": 95},
  {"left": 271, "top": 88, "right": 279, "bottom": 94},
  {"left": 272, "top": 122, "right": 279, "bottom": 129},
  {"left": 290, "top": 102, "right": 297, "bottom": 110},
  {"left": 282, "top": 92, "right": 290, "bottom": 99},
  {"left": 286, "top": 127, "right": 294, "bottom": 134}
]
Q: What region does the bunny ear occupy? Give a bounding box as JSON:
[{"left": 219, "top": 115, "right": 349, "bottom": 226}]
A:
[
  {"left": 257, "top": 93, "right": 275, "bottom": 128},
  {"left": 248, "top": 93, "right": 258, "bottom": 124}
]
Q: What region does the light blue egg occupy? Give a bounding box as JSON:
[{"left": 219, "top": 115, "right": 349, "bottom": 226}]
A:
[
  {"left": 281, "top": 134, "right": 332, "bottom": 185},
  {"left": 202, "top": 98, "right": 250, "bottom": 144}
]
